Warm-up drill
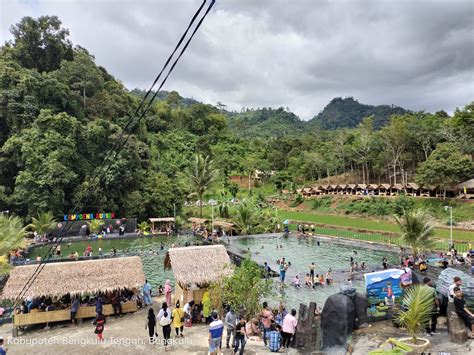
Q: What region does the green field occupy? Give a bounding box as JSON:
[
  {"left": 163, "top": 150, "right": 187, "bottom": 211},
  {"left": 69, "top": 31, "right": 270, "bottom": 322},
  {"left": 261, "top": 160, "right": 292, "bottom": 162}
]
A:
[{"left": 278, "top": 210, "right": 474, "bottom": 242}]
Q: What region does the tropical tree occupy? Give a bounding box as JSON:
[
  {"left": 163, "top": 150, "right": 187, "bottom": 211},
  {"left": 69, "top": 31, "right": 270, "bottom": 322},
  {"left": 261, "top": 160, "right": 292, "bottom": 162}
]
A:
[
  {"left": 233, "top": 200, "right": 260, "bottom": 235},
  {"left": 209, "top": 258, "right": 273, "bottom": 319},
  {"left": 0, "top": 214, "right": 28, "bottom": 273},
  {"left": 28, "top": 211, "right": 57, "bottom": 238},
  {"left": 262, "top": 207, "right": 280, "bottom": 233},
  {"left": 187, "top": 154, "right": 219, "bottom": 217},
  {"left": 395, "top": 209, "right": 435, "bottom": 258},
  {"left": 396, "top": 285, "right": 434, "bottom": 345}
]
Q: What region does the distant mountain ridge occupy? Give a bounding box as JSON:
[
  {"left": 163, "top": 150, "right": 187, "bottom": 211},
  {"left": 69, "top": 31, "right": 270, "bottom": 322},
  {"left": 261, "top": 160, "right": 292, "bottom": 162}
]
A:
[{"left": 306, "top": 97, "right": 409, "bottom": 130}]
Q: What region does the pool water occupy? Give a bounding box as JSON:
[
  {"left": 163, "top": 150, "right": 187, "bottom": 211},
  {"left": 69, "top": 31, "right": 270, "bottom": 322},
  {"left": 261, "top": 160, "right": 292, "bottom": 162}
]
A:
[
  {"left": 29, "top": 235, "right": 198, "bottom": 291},
  {"left": 229, "top": 235, "right": 399, "bottom": 308}
]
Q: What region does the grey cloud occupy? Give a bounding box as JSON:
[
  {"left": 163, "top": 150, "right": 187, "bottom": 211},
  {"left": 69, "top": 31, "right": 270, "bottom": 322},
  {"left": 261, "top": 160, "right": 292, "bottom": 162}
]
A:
[{"left": 1, "top": 0, "right": 473, "bottom": 119}]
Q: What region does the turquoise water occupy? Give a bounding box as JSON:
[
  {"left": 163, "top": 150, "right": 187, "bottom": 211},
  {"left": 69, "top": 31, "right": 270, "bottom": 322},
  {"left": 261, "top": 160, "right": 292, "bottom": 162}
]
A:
[
  {"left": 29, "top": 235, "right": 198, "bottom": 291},
  {"left": 229, "top": 235, "right": 399, "bottom": 308},
  {"left": 30, "top": 234, "right": 399, "bottom": 308}
]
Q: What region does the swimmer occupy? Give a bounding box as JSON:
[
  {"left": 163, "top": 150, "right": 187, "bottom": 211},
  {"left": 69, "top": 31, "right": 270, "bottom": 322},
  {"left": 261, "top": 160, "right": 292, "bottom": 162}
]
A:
[
  {"left": 294, "top": 275, "right": 301, "bottom": 288},
  {"left": 361, "top": 262, "right": 366, "bottom": 270},
  {"left": 304, "top": 273, "right": 313, "bottom": 287}
]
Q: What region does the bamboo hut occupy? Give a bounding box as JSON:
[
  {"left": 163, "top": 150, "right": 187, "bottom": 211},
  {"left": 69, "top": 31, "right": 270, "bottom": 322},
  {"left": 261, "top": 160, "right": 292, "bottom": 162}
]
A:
[
  {"left": 188, "top": 217, "right": 208, "bottom": 225},
  {"left": 378, "top": 184, "right": 391, "bottom": 196},
  {"left": 456, "top": 179, "right": 474, "bottom": 199},
  {"left": 213, "top": 220, "right": 234, "bottom": 235},
  {"left": 311, "top": 186, "right": 324, "bottom": 196},
  {"left": 419, "top": 185, "right": 431, "bottom": 197},
  {"left": 367, "top": 184, "right": 380, "bottom": 196},
  {"left": 166, "top": 245, "right": 232, "bottom": 304},
  {"left": 355, "top": 184, "right": 367, "bottom": 195},
  {"left": 1, "top": 257, "right": 145, "bottom": 332},
  {"left": 345, "top": 184, "right": 356, "bottom": 195},
  {"left": 149, "top": 217, "right": 175, "bottom": 234},
  {"left": 405, "top": 182, "right": 420, "bottom": 197},
  {"left": 318, "top": 185, "right": 329, "bottom": 195},
  {"left": 302, "top": 188, "right": 313, "bottom": 197},
  {"left": 391, "top": 183, "right": 405, "bottom": 196}
]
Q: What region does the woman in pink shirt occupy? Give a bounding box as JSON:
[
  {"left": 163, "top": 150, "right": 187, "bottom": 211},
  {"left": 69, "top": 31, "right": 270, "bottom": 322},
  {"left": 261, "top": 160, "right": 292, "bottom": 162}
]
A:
[{"left": 281, "top": 309, "right": 298, "bottom": 349}]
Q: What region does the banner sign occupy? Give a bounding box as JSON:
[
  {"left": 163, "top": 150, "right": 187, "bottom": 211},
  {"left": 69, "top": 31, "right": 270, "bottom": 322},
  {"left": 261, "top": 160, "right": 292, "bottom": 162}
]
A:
[{"left": 63, "top": 212, "right": 115, "bottom": 221}]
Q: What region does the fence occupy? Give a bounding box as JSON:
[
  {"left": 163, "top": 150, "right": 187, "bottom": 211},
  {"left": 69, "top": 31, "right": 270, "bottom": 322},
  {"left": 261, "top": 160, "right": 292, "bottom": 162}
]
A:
[{"left": 289, "top": 224, "right": 470, "bottom": 253}]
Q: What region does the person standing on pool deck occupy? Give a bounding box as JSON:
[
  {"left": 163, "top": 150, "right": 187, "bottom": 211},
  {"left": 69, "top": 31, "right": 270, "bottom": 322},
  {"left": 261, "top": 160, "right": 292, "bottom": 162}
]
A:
[{"left": 164, "top": 279, "right": 172, "bottom": 306}]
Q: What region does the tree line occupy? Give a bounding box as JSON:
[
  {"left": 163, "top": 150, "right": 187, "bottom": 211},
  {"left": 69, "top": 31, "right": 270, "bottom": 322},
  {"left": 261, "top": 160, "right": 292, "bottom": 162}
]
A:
[{"left": 0, "top": 16, "right": 472, "bottom": 223}]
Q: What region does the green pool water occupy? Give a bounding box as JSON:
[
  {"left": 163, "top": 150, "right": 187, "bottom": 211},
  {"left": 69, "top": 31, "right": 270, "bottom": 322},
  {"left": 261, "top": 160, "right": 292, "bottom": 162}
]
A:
[
  {"left": 29, "top": 235, "right": 198, "bottom": 291},
  {"left": 30, "top": 234, "right": 399, "bottom": 308},
  {"left": 229, "top": 235, "right": 399, "bottom": 308}
]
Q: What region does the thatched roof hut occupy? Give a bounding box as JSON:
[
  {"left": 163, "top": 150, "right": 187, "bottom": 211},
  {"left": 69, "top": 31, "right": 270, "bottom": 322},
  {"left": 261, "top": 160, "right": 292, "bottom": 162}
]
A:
[
  {"left": 456, "top": 179, "right": 474, "bottom": 190},
  {"left": 213, "top": 220, "right": 234, "bottom": 231},
  {"left": 188, "top": 217, "right": 208, "bottom": 225},
  {"left": 1, "top": 257, "right": 145, "bottom": 300},
  {"left": 167, "top": 245, "right": 232, "bottom": 290},
  {"left": 406, "top": 182, "right": 420, "bottom": 190}
]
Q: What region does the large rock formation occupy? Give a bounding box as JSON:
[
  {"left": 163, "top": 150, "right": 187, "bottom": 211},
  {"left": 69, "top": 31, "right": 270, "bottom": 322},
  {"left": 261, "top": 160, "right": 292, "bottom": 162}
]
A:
[
  {"left": 321, "top": 293, "right": 356, "bottom": 348},
  {"left": 293, "top": 302, "right": 322, "bottom": 351},
  {"left": 436, "top": 268, "right": 474, "bottom": 299},
  {"left": 447, "top": 303, "right": 468, "bottom": 344},
  {"left": 354, "top": 292, "right": 368, "bottom": 327}
]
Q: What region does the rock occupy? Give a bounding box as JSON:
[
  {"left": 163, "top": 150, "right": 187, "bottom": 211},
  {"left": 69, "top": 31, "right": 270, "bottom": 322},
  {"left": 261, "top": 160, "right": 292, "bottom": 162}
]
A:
[
  {"left": 354, "top": 292, "right": 368, "bottom": 327},
  {"left": 447, "top": 303, "right": 468, "bottom": 344},
  {"left": 339, "top": 285, "right": 357, "bottom": 299},
  {"left": 321, "top": 293, "right": 356, "bottom": 348},
  {"left": 436, "top": 268, "right": 474, "bottom": 299},
  {"left": 294, "top": 302, "right": 321, "bottom": 351}
]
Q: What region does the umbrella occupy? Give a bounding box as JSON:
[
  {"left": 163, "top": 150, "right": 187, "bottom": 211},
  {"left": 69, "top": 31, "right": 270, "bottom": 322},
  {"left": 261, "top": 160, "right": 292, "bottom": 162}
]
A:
[{"left": 283, "top": 220, "right": 289, "bottom": 225}]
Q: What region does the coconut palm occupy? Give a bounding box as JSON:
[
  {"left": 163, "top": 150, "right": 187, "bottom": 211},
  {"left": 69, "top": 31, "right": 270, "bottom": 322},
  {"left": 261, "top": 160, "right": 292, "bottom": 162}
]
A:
[
  {"left": 262, "top": 208, "right": 280, "bottom": 233},
  {"left": 395, "top": 209, "right": 435, "bottom": 259},
  {"left": 28, "top": 212, "right": 57, "bottom": 239},
  {"left": 395, "top": 285, "right": 434, "bottom": 345},
  {"left": 187, "top": 154, "right": 219, "bottom": 217},
  {"left": 233, "top": 200, "right": 260, "bottom": 235},
  {"left": 0, "top": 214, "right": 28, "bottom": 273}
]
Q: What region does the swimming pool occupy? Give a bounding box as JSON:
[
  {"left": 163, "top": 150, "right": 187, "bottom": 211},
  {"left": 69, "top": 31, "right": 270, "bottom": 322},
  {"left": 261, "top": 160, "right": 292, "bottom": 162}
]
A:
[
  {"left": 29, "top": 233, "right": 399, "bottom": 308},
  {"left": 228, "top": 234, "right": 399, "bottom": 308},
  {"left": 29, "top": 234, "right": 198, "bottom": 291}
]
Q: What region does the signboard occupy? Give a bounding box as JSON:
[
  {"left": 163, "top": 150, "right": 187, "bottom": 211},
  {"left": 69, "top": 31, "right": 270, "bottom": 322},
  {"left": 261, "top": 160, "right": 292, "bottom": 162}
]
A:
[
  {"left": 63, "top": 212, "right": 115, "bottom": 221},
  {"left": 364, "top": 268, "right": 412, "bottom": 305}
]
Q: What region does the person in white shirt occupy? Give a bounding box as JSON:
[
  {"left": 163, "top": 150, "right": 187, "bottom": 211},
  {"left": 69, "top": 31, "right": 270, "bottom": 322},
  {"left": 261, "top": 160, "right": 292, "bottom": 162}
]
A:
[{"left": 448, "top": 276, "right": 462, "bottom": 302}]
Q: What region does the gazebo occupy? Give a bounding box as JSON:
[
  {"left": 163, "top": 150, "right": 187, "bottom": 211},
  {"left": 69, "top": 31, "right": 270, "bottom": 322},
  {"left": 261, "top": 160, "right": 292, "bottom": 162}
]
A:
[
  {"left": 367, "top": 184, "right": 380, "bottom": 196},
  {"left": 391, "top": 183, "right": 405, "bottom": 196},
  {"left": 149, "top": 217, "right": 175, "bottom": 234},
  {"left": 355, "top": 184, "right": 367, "bottom": 195},
  {"left": 1, "top": 257, "right": 145, "bottom": 335},
  {"left": 166, "top": 245, "right": 232, "bottom": 304},
  {"left": 378, "top": 184, "right": 391, "bottom": 196},
  {"left": 212, "top": 220, "right": 234, "bottom": 236},
  {"left": 406, "top": 182, "right": 420, "bottom": 197},
  {"left": 456, "top": 179, "right": 474, "bottom": 199}
]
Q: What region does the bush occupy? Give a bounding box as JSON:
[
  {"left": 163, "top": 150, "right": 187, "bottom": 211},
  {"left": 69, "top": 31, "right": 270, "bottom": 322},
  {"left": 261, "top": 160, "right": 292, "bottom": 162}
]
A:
[
  {"left": 291, "top": 194, "right": 304, "bottom": 207},
  {"left": 311, "top": 196, "right": 332, "bottom": 210}
]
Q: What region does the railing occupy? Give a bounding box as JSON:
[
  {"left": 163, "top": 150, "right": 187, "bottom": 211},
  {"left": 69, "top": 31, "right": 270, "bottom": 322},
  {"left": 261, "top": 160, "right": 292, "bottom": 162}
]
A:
[{"left": 289, "top": 224, "right": 471, "bottom": 253}]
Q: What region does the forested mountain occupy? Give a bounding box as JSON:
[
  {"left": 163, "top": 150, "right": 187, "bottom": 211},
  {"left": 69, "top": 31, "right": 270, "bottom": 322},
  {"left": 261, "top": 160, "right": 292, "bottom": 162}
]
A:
[
  {"left": 130, "top": 88, "right": 200, "bottom": 107},
  {"left": 307, "top": 97, "right": 409, "bottom": 130},
  {"left": 226, "top": 107, "right": 305, "bottom": 137},
  {"left": 1, "top": 16, "right": 472, "bottom": 223}
]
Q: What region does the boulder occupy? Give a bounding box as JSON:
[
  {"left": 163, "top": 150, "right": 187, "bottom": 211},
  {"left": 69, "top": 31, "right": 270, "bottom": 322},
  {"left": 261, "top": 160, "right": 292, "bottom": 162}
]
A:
[
  {"left": 339, "top": 285, "right": 357, "bottom": 299},
  {"left": 294, "top": 302, "right": 321, "bottom": 351},
  {"left": 354, "top": 292, "right": 368, "bottom": 327},
  {"left": 447, "top": 303, "right": 468, "bottom": 344},
  {"left": 321, "top": 293, "right": 356, "bottom": 348},
  {"left": 436, "top": 268, "right": 474, "bottom": 299}
]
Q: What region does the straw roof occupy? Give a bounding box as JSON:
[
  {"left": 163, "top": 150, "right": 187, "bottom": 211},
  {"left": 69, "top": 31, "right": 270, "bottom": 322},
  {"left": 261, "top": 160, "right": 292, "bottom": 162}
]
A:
[
  {"left": 356, "top": 184, "right": 367, "bottom": 189},
  {"left": 188, "top": 217, "right": 208, "bottom": 224},
  {"left": 329, "top": 184, "right": 339, "bottom": 189},
  {"left": 406, "top": 182, "right": 420, "bottom": 190},
  {"left": 1, "top": 257, "right": 145, "bottom": 300},
  {"left": 379, "top": 184, "right": 391, "bottom": 189},
  {"left": 168, "top": 245, "right": 232, "bottom": 289},
  {"left": 213, "top": 220, "right": 234, "bottom": 229},
  {"left": 367, "top": 184, "right": 380, "bottom": 189},
  {"left": 456, "top": 179, "right": 474, "bottom": 189},
  {"left": 346, "top": 184, "right": 356, "bottom": 189},
  {"left": 392, "top": 183, "right": 404, "bottom": 190},
  {"left": 149, "top": 217, "right": 175, "bottom": 222}
]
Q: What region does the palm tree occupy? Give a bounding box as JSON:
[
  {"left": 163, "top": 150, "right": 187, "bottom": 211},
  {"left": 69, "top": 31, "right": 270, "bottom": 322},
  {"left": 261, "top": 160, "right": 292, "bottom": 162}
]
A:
[
  {"left": 0, "top": 214, "right": 28, "bottom": 274},
  {"left": 395, "top": 209, "right": 435, "bottom": 259},
  {"left": 187, "top": 154, "right": 219, "bottom": 217},
  {"left": 262, "top": 208, "right": 279, "bottom": 233},
  {"left": 233, "top": 200, "right": 259, "bottom": 235},
  {"left": 28, "top": 212, "right": 57, "bottom": 239},
  {"left": 396, "top": 285, "right": 434, "bottom": 345}
]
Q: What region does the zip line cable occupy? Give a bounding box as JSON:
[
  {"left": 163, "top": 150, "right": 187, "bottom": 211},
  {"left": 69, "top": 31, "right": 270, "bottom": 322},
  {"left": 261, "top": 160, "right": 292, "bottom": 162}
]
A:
[{"left": 10, "top": 0, "right": 215, "bottom": 311}]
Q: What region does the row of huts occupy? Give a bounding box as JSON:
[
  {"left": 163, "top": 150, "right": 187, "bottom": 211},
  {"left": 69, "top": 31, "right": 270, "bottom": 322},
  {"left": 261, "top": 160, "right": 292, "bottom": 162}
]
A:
[{"left": 293, "top": 179, "right": 474, "bottom": 199}]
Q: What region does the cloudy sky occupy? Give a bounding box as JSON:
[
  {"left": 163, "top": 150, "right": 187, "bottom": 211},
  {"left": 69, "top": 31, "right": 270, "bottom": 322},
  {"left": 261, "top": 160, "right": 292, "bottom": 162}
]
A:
[{"left": 1, "top": 0, "right": 473, "bottom": 119}]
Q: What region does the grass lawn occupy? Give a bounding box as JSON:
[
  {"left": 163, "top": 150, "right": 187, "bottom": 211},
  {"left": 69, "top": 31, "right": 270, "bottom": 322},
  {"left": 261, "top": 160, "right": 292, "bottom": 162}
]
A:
[{"left": 278, "top": 210, "right": 474, "bottom": 242}]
